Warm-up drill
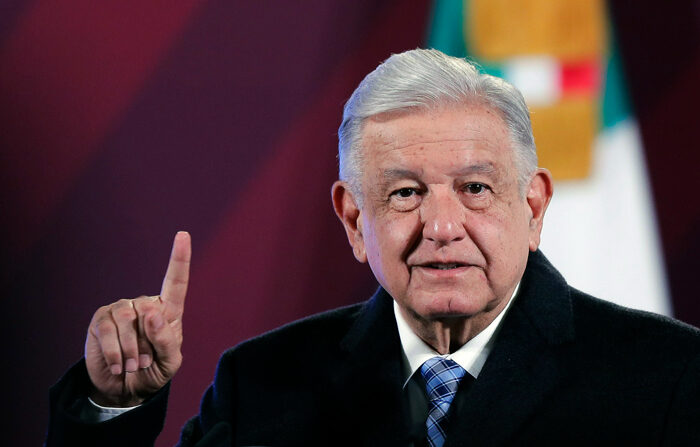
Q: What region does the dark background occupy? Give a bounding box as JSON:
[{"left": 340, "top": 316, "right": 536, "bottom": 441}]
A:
[{"left": 1, "top": 1, "right": 698, "bottom": 445}]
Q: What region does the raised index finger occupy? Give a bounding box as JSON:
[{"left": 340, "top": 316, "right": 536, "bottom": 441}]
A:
[{"left": 160, "top": 231, "right": 191, "bottom": 321}]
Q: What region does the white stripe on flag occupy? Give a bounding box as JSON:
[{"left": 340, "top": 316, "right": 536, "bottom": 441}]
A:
[
  {"left": 503, "top": 56, "right": 560, "bottom": 106},
  {"left": 539, "top": 119, "right": 671, "bottom": 315}
]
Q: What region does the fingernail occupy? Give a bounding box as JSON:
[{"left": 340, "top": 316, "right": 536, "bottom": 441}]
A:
[
  {"left": 110, "top": 364, "right": 122, "bottom": 375},
  {"left": 125, "top": 358, "right": 138, "bottom": 372},
  {"left": 139, "top": 354, "right": 152, "bottom": 368},
  {"left": 151, "top": 313, "right": 164, "bottom": 330}
]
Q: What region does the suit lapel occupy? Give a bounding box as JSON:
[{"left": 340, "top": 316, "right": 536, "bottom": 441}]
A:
[
  {"left": 445, "top": 250, "right": 575, "bottom": 447},
  {"left": 326, "top": 288, "right": 414, "bottom": 446}
]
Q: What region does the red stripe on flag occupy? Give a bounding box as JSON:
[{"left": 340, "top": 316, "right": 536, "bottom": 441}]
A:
[{"left": 560, "top": 59, "right": 601, "bottom": 96}]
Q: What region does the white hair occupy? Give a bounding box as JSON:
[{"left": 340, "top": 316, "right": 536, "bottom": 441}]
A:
[{"left": 338, "top": 48, "right": 537, "bottom": 204}]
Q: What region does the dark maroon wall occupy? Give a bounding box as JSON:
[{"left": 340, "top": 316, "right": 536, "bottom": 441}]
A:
[{"left": 609, "top": 0, "right": 700, "bottom": 327}]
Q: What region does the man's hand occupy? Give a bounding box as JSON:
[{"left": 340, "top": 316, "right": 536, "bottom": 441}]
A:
[{"left": 85, "top": 231, "right": 191, "bottom": 407}]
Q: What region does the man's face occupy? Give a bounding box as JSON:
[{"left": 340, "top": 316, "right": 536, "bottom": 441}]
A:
[{"left": 334, "top": 105, "right": 550, "bottom": 326}]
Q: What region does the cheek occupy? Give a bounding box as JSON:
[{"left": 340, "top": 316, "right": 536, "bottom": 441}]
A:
[
  {"left": 365, "top": 215, "right": 419, "bottom": 272},
  {"left": 381, "top": 219, "right": 415, "bottom": 262},
  {"left": 466, "top": 211, "right": 508, "bottom": 250},
  {"left": 484, "top": 208, "right": 532, "bottom": 267},
  {"left": 467, "top": 207, "right": 529, "bottom": 258}
]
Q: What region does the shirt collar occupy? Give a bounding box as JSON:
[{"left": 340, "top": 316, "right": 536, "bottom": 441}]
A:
[{"left": 393, "top": 283, "right": 519, "bottom": 387}]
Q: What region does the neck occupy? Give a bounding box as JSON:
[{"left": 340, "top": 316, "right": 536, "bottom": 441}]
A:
[{"left": 399, "top": 297, "right": 511, "bottom": 354}]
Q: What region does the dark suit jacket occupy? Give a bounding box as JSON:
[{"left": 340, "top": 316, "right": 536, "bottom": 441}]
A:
[{"left": 47, "top": 250, "right": 700, "bottom": 446}]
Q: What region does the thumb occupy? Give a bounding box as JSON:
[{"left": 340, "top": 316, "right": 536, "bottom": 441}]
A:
[{"left": 144, "top": 311, "right": 183, "bottom": 376}]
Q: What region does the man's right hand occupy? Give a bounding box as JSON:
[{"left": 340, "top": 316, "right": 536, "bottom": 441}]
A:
[{"left": 84, "top": 231, "right": 191, "bottom": 407}]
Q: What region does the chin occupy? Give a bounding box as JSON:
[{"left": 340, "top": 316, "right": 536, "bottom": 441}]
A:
[{"left": 411, "top": 292, "right": 490, "bottom": 320}]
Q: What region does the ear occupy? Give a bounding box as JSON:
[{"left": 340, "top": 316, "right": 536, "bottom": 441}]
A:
[
  {"left": 526, "top": 168, "right": 554, "bottom": 251},
  {"left": 331, "top": 181, "right": 367, "bottom": 263}
]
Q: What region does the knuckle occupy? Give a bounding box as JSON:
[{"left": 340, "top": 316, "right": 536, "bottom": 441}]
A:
[
  {"left": 132, "top": 295, "right": 148, "bottom": 306},
  {"left": 175, "top": 331, "right": 183, "bottom": 346},
  {"left": 115, "top": 298, "right": 133, "bottom": 308},
  {"left": 95, "top": 320, "right": 115, "bottom": 337},
  {"left": 153, "top": 330, "right": 175, "bottom": 348},
  {"left": 134, "top": 298, "right": 159, "bottom": 314},
  {"left": 91, "top": 306, "right": 110, "bottom": 323},
  {"left": 97, "top": 304, "right": 111, "bottom": 314},
  {"left": 112, "top": 306, "right": 136, "bottom": 322}
]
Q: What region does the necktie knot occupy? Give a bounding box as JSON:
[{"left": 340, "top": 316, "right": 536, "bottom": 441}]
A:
[{"left": 420, "top": 357, "right": 468, "bottom": 447}]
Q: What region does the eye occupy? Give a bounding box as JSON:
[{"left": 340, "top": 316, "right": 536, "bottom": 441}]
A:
[
  {"left": 464, "top": 183, "right": 490, "bottom": 195},
  {"left": 388, "top": 186, "right": 422, "bottom": 211},
  {"left": 392, "top": 187, "right": 418, "bottom": 198}
]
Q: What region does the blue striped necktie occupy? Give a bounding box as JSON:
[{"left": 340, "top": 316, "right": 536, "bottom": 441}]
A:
[{"left": 420, "top": 357, "right": 468, "bottom": 447}]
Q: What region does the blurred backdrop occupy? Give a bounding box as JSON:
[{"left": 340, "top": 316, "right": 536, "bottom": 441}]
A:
[{"left": 1, "top": 1, "right": 699, "bottom": 445}]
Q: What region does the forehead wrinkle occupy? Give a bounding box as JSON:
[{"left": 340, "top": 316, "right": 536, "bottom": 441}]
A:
[
  {"left": 366, "top": 117, "right": 492, "bottom": 149},
  {"left": 381, "top": 168, "right": 423, "bottom": 182},
  {"left": 386, "top": 135, "right": 490, "bottom": 152},
  {"left": 454, "top": 162, "right": 497, "bottom": 177}
]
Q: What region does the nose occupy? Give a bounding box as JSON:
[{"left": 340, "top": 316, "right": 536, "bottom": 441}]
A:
[{"left": 420, "top": 188, "right": 467, "bottom": 245}]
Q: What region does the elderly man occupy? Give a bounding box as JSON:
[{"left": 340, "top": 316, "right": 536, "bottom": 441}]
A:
[{"left": 47, "top": 49, "right": 699, "bottom": 446}]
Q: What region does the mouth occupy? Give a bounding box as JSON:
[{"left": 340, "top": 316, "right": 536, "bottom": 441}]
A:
[
  {"left": 410, "top": 260, "right": 485, "bottom": 281},
  {"left": 422, "top": 263, "right": 465, "bottom": 270},
  {"left": 411, "top": 263, "right": 478, "bottom": 280}
]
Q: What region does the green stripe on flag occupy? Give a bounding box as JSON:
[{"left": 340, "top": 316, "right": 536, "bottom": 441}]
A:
[
  {"left": 426, "top": 0, "right": 467, "bottom": 58},
  {"left": 427, "top": 0, "right": 504, "bottom": 78},
  {"left": 602, "top": 24, "right": 632, "bottom": 128}
]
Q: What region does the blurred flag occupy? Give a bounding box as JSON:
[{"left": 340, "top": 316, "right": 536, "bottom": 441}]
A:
[{"left": 427, "top": 0, "right": 670, "bottom": 314}]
